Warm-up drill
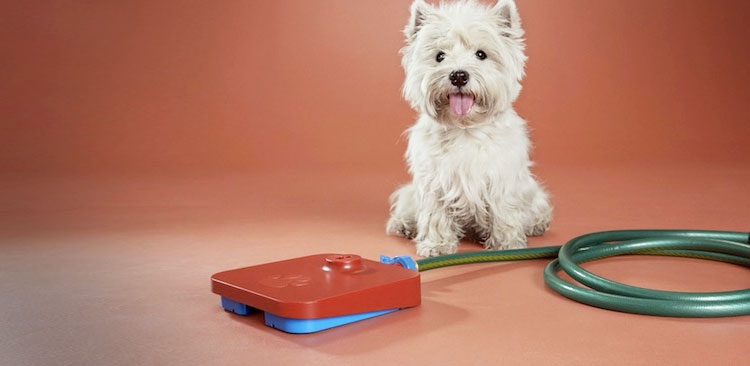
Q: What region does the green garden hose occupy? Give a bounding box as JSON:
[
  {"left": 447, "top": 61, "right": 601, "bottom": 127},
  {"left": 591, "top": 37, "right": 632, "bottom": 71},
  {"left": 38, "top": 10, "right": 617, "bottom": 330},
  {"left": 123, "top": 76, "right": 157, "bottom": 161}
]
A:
[{"left": 415, "top": 230, "right": 750, "bottom": 317}]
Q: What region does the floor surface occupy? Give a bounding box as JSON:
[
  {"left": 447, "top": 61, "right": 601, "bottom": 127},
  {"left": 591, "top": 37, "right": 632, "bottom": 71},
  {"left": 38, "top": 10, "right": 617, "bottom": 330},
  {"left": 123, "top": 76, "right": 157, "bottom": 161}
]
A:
[{"left": 2, "top": 163, "right": 749, "bottom": 365}]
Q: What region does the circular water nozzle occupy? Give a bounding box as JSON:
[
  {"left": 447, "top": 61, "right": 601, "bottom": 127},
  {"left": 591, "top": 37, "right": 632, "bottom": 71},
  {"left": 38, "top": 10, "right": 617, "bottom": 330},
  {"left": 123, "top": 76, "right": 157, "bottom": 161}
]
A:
[{"left": 325, "top": 254, "right": 363, "bottom": 272}]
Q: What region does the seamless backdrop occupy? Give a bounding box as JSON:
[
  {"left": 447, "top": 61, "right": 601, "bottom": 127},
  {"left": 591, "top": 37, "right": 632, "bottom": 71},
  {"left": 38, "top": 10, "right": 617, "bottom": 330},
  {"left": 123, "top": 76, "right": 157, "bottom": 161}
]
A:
[{"left": 2, "top": 0, "right": 749, "bottom": 178}]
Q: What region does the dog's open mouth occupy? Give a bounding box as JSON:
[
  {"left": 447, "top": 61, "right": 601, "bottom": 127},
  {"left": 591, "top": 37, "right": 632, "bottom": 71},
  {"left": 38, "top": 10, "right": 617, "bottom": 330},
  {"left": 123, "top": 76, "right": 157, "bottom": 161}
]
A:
[{"left": 449, "top": 93, "right": 474, "bottom": 117}]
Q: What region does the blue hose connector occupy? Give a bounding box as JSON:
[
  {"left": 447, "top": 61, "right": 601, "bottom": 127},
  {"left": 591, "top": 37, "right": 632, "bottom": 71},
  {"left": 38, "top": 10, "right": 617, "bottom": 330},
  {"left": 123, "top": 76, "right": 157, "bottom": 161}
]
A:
[{"left": 379, "top": 255, "right": 418, "bottom": 271}]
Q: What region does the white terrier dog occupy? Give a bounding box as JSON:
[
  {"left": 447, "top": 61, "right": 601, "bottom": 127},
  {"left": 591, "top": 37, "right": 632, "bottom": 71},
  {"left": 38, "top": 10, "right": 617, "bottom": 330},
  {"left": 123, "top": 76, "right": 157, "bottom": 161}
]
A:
[{"left": 387, "top": 0, "right": 552, "bottom": 257}]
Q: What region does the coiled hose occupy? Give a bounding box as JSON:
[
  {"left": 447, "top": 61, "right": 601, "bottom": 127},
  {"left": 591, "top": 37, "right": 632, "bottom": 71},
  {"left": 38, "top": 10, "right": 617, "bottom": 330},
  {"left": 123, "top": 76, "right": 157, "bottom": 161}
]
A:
[{"left": 415, "top": 230, "right": 750, "bottom": 317}]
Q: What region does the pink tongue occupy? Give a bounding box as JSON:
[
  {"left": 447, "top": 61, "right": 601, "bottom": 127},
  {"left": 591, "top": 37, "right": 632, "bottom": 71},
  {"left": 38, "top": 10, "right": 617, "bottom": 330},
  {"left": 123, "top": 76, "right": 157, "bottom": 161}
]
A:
[{"left": 449, "top": 93, "right": 474, "bottom": 116}]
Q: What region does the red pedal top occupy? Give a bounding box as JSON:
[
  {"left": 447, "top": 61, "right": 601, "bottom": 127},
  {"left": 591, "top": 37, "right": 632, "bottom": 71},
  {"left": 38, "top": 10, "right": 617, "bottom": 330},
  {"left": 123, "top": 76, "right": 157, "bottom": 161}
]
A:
[{"left": 211, "top": 254, "right": 421, "bottom": 319}]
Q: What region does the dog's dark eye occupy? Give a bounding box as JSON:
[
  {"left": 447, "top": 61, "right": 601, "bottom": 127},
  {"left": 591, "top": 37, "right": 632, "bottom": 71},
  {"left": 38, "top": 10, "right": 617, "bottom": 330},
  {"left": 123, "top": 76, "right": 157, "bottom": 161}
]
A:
[
  {"left": 436, "top": 51, "right": 446, "bottom": 62},
  {"left": 475, "top": 50, "right": 487, "bottom": 60}
]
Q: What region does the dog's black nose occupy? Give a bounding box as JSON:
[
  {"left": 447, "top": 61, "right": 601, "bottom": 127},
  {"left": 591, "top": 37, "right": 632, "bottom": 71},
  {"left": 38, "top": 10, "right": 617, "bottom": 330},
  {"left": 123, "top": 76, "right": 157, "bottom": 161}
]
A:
[{"left": 449, "top": 70, "right": 469, "bottom": 87}]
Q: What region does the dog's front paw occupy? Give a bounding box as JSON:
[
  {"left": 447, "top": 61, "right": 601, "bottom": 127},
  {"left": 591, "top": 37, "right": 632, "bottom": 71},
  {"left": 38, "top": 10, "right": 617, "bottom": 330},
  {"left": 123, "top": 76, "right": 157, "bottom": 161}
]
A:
[
  {"left": 386, "top": 217, "right": 416, "bottom": 239},
  {"left": 483, "top": 230, "right": 527, "bottom": 250},
  {"left": 416, "top": 240, "right": 458, "bottom": 257}
]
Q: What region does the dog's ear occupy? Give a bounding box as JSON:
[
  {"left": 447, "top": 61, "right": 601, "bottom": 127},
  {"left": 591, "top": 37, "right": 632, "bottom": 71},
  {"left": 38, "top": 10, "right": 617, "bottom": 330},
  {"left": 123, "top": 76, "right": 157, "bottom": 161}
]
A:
[
  {"left": 404, "top": 0, "right": 434, "bottom": 42},
  {"left": 492, "top": 0, "right": 523, "bottom": 38}
]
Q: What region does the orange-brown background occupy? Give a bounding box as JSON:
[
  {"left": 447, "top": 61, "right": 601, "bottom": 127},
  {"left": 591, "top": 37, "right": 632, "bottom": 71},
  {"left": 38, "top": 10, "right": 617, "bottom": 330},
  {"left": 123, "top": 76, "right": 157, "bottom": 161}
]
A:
[
  {"left": 2, "top": 0, "right": 749, "bottom": 178},
  {"left": 2, "top": 1, "right": 749, "bottom": 366}
]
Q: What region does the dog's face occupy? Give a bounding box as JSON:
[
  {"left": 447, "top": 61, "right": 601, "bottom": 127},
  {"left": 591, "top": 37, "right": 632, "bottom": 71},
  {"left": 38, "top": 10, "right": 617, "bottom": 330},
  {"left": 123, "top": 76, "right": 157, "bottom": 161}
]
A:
[{"left": 401, "top": 0, "right": 527, "bottom": 126}]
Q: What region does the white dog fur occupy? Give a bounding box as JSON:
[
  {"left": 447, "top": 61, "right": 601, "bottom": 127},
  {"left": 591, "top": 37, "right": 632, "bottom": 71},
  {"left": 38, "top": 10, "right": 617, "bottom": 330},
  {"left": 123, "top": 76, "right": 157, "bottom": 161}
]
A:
[{"left": 387, "top": 0, "right": 552, "bottom": 257}]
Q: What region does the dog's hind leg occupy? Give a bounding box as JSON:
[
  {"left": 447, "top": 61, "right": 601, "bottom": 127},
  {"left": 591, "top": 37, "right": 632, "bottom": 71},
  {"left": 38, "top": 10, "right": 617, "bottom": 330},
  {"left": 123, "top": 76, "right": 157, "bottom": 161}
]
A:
[
  {"left": 522, "top": 179, "right": 552, "bottom": 237},
  {"left": 386, "top": 183, "right": 418, "bottom": 239}
]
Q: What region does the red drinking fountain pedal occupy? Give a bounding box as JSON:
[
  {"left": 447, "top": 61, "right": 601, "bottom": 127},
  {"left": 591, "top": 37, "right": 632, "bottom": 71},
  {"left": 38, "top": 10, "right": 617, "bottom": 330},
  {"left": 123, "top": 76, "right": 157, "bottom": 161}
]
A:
[{"left": 211, "top": 253, "right": 420, "bottom": 333}]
